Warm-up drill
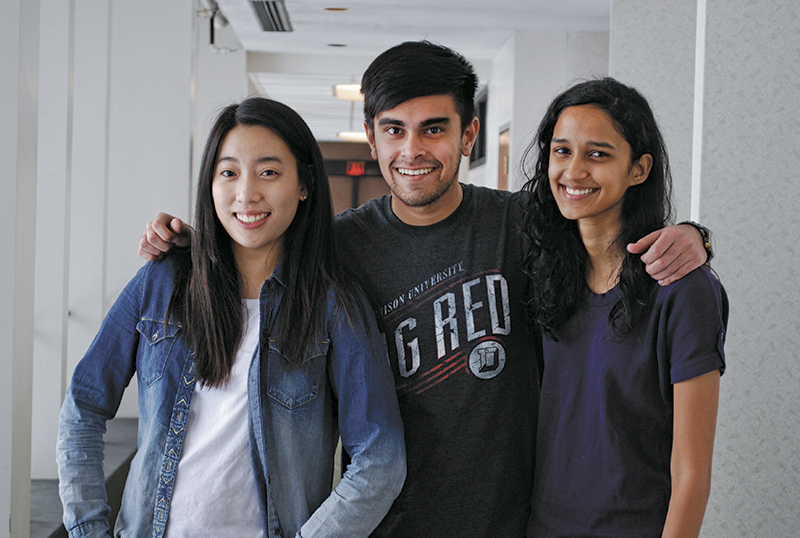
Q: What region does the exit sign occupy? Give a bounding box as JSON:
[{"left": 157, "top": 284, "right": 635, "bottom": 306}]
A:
[{"left": 346, "top": 161, "right": 366, "bottom": 176}]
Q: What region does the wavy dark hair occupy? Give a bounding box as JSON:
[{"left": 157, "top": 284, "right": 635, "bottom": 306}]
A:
[
  {"left": 522, "top": 77, "right": 674, "bottom": 340},
  {"left": 361, "top": 40, "right": 478, "bottom": 132},
  {"left": 167, "top": 97, "right": 361, "bottom": 386}
]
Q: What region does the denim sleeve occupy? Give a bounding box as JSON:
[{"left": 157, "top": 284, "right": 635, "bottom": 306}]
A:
[
  {"left": 56, "top": 264, "right": 147, "bottom": 537},
  {"left": 297, "top": 293, "right": 406, "bottom": 537}
]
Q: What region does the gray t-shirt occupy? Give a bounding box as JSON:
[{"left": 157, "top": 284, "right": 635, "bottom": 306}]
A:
[{"left": 335, "top": 183, "right": 540, "bottom": 537}]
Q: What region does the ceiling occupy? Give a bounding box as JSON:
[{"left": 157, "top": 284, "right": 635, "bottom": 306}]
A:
[{"left": 210, "top": 0, "right": 610, "bottom": 141}]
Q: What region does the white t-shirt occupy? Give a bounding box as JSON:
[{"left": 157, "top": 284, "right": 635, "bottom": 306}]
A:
[{"left": 165, "top": 298, "right": 264, "bottom": 537}]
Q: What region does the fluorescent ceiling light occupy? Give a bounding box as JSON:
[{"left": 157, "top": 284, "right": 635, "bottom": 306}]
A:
[
  {"left": 334, "top": 84, "right": 363, "bottom": 101},
  {"left": 337, "top": 131, "right": 368, "bottom": 143}
]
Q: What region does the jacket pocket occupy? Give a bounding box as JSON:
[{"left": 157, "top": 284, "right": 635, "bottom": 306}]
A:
[
  {"left": 266, "top": 339, "right": 329, "bottom": 409},
  {"left": 136, "top": 318, "right": 181, "bottom": 386}
]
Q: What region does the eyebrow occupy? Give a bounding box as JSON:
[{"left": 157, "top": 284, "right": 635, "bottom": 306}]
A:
[
  {"left": 420, "top": 117, "right": 451, "bottom": 127},
  {"left": 216, "top": 155, "right": 284, "bottom": 165},
  {"left": 551, "top": 137, "right": 617, "bottom": 150},
  {"left": 377, "top": 116, "right": 452, "bottom": 128}
]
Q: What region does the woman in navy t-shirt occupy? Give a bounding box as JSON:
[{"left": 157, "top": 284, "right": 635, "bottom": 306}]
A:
[{"left": 522, "top": 78, "right": 727, "bottom": 537}]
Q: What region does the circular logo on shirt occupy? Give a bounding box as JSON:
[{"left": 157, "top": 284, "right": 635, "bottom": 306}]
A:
[{"left": 468, "top": 340, "right": 506, "bottom": 379}]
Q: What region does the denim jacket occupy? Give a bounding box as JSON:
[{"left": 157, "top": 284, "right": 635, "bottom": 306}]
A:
[{"left": 57, "top": 258, "right": 406, "bottom": 538}]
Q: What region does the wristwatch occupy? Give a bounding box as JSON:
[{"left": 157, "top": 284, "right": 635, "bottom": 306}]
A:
[{"left": 683, "top": 221, "right": 714, "bottom": 263}]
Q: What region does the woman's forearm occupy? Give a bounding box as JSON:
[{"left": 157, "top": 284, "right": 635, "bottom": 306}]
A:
[
  {"left": 662, "top": 369, "right": 720, "bottom": 538},
  {"left": 661, "top": 468, "right": 711, "bottom": 538}
]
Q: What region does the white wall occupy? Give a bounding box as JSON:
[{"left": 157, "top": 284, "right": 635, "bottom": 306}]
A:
[
  {"left": 611, "top": 0, "right": 800, "bottom": 535},
  {"left": 31, "top": 0, "right": 74, "bottom": 482},
  {"left": 697, "top": 1, "right": 800, "bottom": 535},
  {"left": 565, "top": 32, "right": 610, "bottom": 86},
  {"left": 3, "top": 0, "right": 39, "bottom": 534},
  {"left": 28, "top": 0, "right": 248, "bottom": 486}
]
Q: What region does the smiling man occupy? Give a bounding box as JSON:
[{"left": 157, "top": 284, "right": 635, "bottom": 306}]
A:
[
  {"left": 335, "top": 43, "right": 540, "bottom": 536},
  {"left": 138, "top": 41, "right": 709, "bottom": 537}
]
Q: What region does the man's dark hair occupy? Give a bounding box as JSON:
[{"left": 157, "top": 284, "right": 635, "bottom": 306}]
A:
[{"left": 361, "top": 40, "right": 478, "bottom": 132}]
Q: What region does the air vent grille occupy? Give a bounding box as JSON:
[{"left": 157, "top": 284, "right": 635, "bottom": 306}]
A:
[{"left": 251, "top": 1, "right": 293, "bottom": 32}]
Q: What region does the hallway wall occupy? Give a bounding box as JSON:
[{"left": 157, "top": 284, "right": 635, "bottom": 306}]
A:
[
  {"left": 611, "top": 0, "right": 800, "bottom": 535},
  {"left": 2, "top": 1, "right": 40, "bottom": 534},
  {"left": 26, "top": 0, "right": 247, "bottom": 488}
]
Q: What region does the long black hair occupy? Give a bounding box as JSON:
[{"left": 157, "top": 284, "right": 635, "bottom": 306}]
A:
[
  {"left": 522, "top": 77, "right": 674, "bottom": 340},
  {"left": 167, "top": 97, "right": 361, "bottom": 386}
]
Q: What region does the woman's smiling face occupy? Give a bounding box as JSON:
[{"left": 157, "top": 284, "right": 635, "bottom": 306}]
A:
[
  {"left": 212, "top": 124, "right": 307, "bottom": 266},
  {"left": 548, "top": 104, "right": 651, "bottom": 230}
]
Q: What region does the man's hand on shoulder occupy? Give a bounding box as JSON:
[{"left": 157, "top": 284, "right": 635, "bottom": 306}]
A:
[
  {"left": 137, "top": 212, "right": 191, "bottom": 261},
  {"left": 626, "top": 224, "right": 707, "bottom": 286}
]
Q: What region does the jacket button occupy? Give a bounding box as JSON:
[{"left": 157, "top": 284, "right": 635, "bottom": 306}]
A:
[{"left": 275, "top": 528, "right": 282, "bottom": 536}]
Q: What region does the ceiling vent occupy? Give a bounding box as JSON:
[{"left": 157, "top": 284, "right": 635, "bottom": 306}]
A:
[{"left": 251, "top": 1, "right": 293, "bottom": 32}]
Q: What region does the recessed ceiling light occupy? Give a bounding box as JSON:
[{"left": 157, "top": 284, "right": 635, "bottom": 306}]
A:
[
  {"left": 334, "top": 84, "right": 363, "bottom": 101},
  {"left": 328, "top": 43, "right": 347, "bottom": 47},
  {"left": 325, "top": 7, "right": 349, "bottom": 11},
  {"left": 337, "top": 131, "right": 368, "bottom": 143}
]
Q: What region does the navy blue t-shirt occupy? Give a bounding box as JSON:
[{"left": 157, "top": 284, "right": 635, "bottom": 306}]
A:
[{"left": 528, "top": 267, "right": 727, "bottom": 537}]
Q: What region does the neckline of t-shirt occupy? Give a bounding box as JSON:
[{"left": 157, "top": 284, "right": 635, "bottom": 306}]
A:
[
  {"left": 241, "top": 298, "right": 261, "bottom": 338},
  {"left": 585, "top": 283, "right": 621, "bottom": 306},
  {"left": 242, "top": 297, "right": 260, "bottom": 318},
  {"left": 381, "top": 182, "right": 472, "bottom": 234}
]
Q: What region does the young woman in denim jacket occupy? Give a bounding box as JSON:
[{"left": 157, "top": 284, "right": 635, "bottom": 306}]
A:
[{"left": 57, "top": 97, "right": 406, "bottom": 538}]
